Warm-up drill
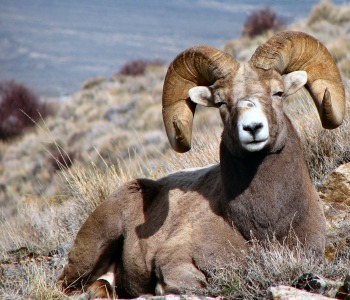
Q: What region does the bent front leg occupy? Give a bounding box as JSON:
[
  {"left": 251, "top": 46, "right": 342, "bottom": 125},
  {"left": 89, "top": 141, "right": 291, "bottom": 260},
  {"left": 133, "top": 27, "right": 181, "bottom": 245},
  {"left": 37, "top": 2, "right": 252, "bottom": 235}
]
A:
[{"left": 155, "top": 260, "right": 206, "bottom": 295}]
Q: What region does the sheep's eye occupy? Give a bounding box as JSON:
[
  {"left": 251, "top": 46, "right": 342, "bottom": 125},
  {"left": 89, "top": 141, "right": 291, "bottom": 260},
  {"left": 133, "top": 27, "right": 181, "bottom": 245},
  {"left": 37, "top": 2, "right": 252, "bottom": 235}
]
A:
[{"left": 273, "top": 91, "right": 284, "bottom": 98}]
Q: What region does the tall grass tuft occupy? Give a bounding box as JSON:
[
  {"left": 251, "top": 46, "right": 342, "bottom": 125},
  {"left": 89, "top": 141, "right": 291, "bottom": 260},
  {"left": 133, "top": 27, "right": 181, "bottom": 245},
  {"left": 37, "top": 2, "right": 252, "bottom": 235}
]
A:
[
  {"left": 0, "top": 153, "right": 145, "bottom": 298},
  {"left": 284, "top": 83, "right": 350, "bottom": 186},
  {"left": 60, "top": 162, "right": 127, "bottom": 212},
  {"left": 1, "top": 260, "right": 67, "bottom": 299},
  {"left": 24, "top": 263, "right": 67, "bottom": 300},
  {"left": 204, "top": 237, "right": 350, "bottom": 299}
]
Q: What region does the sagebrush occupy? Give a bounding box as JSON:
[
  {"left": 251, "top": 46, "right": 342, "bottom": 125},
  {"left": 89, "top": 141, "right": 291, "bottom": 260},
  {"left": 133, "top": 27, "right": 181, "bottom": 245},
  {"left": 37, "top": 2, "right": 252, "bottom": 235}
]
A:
[
  {"left": 0, "top": 81, "right": 52, "bottom": 140},
  {"left": 242, "top": 7, "right": 285, "bottom": 37}
]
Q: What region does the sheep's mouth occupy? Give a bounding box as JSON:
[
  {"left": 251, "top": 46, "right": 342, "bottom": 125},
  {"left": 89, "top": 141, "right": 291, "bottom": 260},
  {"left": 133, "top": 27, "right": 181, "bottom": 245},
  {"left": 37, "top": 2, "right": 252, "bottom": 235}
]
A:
[
  {"left": 242, "top": 138, "right": 269, "bottom": 152},
  {"left": 247, "top": 138, "right": 268, "bottom": 145}
]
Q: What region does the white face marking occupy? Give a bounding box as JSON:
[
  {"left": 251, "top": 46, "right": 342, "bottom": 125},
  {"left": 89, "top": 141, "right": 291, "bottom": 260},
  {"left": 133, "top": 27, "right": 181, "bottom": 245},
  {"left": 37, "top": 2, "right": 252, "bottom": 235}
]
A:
[{"left": 237, "top": 99, "right": 269, "bottom": 152}]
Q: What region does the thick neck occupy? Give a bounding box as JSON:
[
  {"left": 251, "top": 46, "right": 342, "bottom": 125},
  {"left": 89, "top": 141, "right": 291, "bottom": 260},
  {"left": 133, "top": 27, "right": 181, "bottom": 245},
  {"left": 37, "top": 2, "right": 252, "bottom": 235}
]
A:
[
  {"left": 218, "top": 121, "right": 307, "bottom": 241},
  {"left": 219, "top": 142, "right": 267, "bottom": 202},
  {"left": 219, "top": 119, "right": 300, "bottom": 202}
]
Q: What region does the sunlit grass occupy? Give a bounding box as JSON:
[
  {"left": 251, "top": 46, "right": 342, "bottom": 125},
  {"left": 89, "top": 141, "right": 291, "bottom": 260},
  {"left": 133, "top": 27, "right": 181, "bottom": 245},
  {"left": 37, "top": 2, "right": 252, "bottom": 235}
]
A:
[{"left": 1, "top": 2, "right": 350, "bottom": 298}]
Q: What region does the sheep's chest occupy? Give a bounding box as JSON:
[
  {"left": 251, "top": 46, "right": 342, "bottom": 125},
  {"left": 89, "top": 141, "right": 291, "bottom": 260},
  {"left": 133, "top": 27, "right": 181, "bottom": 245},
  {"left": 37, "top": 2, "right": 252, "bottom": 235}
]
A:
[{"left": 222, "top": 147, "right": 309, "bottom": 242}]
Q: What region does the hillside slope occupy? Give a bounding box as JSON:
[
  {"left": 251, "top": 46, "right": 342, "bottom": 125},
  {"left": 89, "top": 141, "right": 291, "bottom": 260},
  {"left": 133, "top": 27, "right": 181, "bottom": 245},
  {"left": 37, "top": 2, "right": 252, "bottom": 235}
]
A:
[{"left": 0, "top": 1, "right": 350, "bottom": 299}]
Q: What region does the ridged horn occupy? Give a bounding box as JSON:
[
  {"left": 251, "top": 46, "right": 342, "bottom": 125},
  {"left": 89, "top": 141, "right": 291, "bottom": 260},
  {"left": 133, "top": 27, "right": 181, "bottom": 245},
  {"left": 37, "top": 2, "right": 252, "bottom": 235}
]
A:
[
  {"left": 162, "top": 46, "right": 239, "bottom": 152},
  {"left": 250, "top": 31, "right": 345, "bottom": 129}
]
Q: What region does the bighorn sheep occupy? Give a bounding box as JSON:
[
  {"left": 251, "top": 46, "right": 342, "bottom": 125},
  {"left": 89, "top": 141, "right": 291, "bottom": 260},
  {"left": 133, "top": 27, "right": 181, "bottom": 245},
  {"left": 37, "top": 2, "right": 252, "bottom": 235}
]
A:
[{"left": 58, "top": 31, "right": 345, "bottom": 298}]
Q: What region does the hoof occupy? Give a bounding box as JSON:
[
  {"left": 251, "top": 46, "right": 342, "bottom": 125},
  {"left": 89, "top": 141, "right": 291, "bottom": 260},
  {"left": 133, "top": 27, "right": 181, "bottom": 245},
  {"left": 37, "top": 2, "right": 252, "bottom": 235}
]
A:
[{"left": 88, "top": 279, "right": 116, "bottom": 299}]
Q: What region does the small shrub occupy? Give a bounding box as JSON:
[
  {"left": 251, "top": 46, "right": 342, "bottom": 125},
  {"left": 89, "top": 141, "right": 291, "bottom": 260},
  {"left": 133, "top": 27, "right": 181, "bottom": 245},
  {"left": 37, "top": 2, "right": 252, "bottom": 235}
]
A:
[
  {"left": 118, "top": 59, "right": 164, "bottom": 76},
  {"left": 242, "top": 7, "right": 285, "bottom": 37},
  {"left": 0, "top": 81, "right": 51, "bottom": 140}
]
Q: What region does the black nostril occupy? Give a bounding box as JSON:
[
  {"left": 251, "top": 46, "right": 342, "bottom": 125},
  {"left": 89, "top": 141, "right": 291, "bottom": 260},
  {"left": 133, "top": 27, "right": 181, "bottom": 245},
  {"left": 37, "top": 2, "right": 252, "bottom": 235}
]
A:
[{"left": 243, "top": 122, "right": 263, "bottom": 135}]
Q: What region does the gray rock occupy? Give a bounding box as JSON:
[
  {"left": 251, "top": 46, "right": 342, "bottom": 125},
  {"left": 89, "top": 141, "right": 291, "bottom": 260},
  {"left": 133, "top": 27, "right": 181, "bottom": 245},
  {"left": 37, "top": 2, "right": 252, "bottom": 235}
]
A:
[{"left": 268, "top": 285, "right": 336, "bottom": 299}]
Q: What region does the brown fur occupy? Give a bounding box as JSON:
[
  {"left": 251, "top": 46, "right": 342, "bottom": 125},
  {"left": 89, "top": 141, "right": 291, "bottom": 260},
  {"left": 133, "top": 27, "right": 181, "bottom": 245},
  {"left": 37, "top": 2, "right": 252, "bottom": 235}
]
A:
[
  {"left": 59, "top": 57, "right": 327, "bottom": 298},
  {"left": 59, "top": 171, "right": 249, "bottom": 297},
  {"left": 58, "top": 122, "right": 325, "bottom": 297}
]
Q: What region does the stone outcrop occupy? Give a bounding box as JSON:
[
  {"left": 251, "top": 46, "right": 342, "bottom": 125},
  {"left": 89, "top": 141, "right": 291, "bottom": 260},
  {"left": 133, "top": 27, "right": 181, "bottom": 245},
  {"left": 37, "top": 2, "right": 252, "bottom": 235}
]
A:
[
  {"left": 319, "top": 163, "right": 350, "bottom": 206},
  {"left": 268, "top": 286, "right": 337, "bottom": 300},
  {"left": 318, "top": 163, "right": 350, "bottom": 262}
]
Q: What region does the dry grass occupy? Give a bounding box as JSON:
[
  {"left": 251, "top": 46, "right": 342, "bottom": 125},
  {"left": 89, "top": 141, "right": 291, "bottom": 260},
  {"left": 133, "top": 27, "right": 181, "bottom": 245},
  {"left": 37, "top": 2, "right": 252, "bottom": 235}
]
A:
[
  {"left": 284, "top": 81, "right": 350, "bottom": 186},
  {"left": 0, "top": 160, "right": 136, "bottom": 298},
  {"left": 204, "top": 237, "right": 350, "bottom": 299},
  {"left": 0, "top": 64, "right": 169, "bottom": 218},
  {"left": 307, "top": 0, "right": 350, "bottom": 27},
  {"left": 0, "top": 132, "right": 171, "bottom": 298},
  {"left": 0, "top": 149, "right": 150, "bottom": 255},
  {"left": 60, "top": 159, "right": 144, "bottom": 212},
  {"left": 22, "top": 263, "right": 66, "bottom": 300},
  {"left": 1, "top": 1, "right": 350, "bottom": 298},
  {"left": 1, "top": 260, "right": 67, "bottom": 299}
]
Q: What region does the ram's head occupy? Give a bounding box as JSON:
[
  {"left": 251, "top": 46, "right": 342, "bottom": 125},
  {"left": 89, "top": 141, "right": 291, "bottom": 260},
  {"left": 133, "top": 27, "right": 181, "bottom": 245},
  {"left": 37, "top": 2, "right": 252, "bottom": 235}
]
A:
[{"left": 162, "top": 31, "right": 345, "bottom": 156}]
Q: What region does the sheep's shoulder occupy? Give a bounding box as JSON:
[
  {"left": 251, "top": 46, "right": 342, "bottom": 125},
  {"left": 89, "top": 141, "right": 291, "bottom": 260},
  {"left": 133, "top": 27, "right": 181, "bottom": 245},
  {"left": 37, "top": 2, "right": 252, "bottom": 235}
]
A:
[{"left": 157, "top": 163, "right": 220, "bottom": 191}]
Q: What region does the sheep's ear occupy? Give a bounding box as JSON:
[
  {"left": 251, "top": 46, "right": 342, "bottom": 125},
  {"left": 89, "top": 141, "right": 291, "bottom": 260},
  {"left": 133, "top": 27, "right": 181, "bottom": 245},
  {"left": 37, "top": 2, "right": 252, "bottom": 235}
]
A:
[
  {"left": 189, "top": 86, "right": 215, "bottom": 107},
  {"left": 282, "top": 71, "right": 307, "bottom": 97}
]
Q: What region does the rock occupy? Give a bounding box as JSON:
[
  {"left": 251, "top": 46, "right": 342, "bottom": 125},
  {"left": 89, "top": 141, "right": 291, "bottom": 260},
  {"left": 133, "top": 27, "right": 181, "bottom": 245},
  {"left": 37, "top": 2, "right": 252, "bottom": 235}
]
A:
[
  {"left": 292, "top": 273, "right": 344, "bottom": 298},
  {"left": 267, "top": 285, "right": 337, "bottom": 299},
  {"left": 335, "top": 271, "right": 350, "bottom": 299},
  {"left": 319, "top": 163, "right": 350, "bottom": 206},
  {"left": 131, "top": 295, "right": 218, "bottom": 300},
  {"left": 318, "top": 163, "right": 350, "bottom": 262}
]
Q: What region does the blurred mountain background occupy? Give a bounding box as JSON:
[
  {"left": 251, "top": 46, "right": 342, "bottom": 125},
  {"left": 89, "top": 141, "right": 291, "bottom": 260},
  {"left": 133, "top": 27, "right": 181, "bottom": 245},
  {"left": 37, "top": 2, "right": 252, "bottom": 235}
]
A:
[{"left": 0, "top": 0, "right": 346, "bottom": 98}]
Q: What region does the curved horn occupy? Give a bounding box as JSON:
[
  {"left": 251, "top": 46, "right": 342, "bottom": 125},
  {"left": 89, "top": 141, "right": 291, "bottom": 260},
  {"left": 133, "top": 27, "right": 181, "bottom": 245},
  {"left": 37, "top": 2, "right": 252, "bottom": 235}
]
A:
[
  {"left": 250, "top": 31, "right": 345, "bottom": 129},
  {"left": 162, "top": 46, "right": 239, "bottom": 152}
]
